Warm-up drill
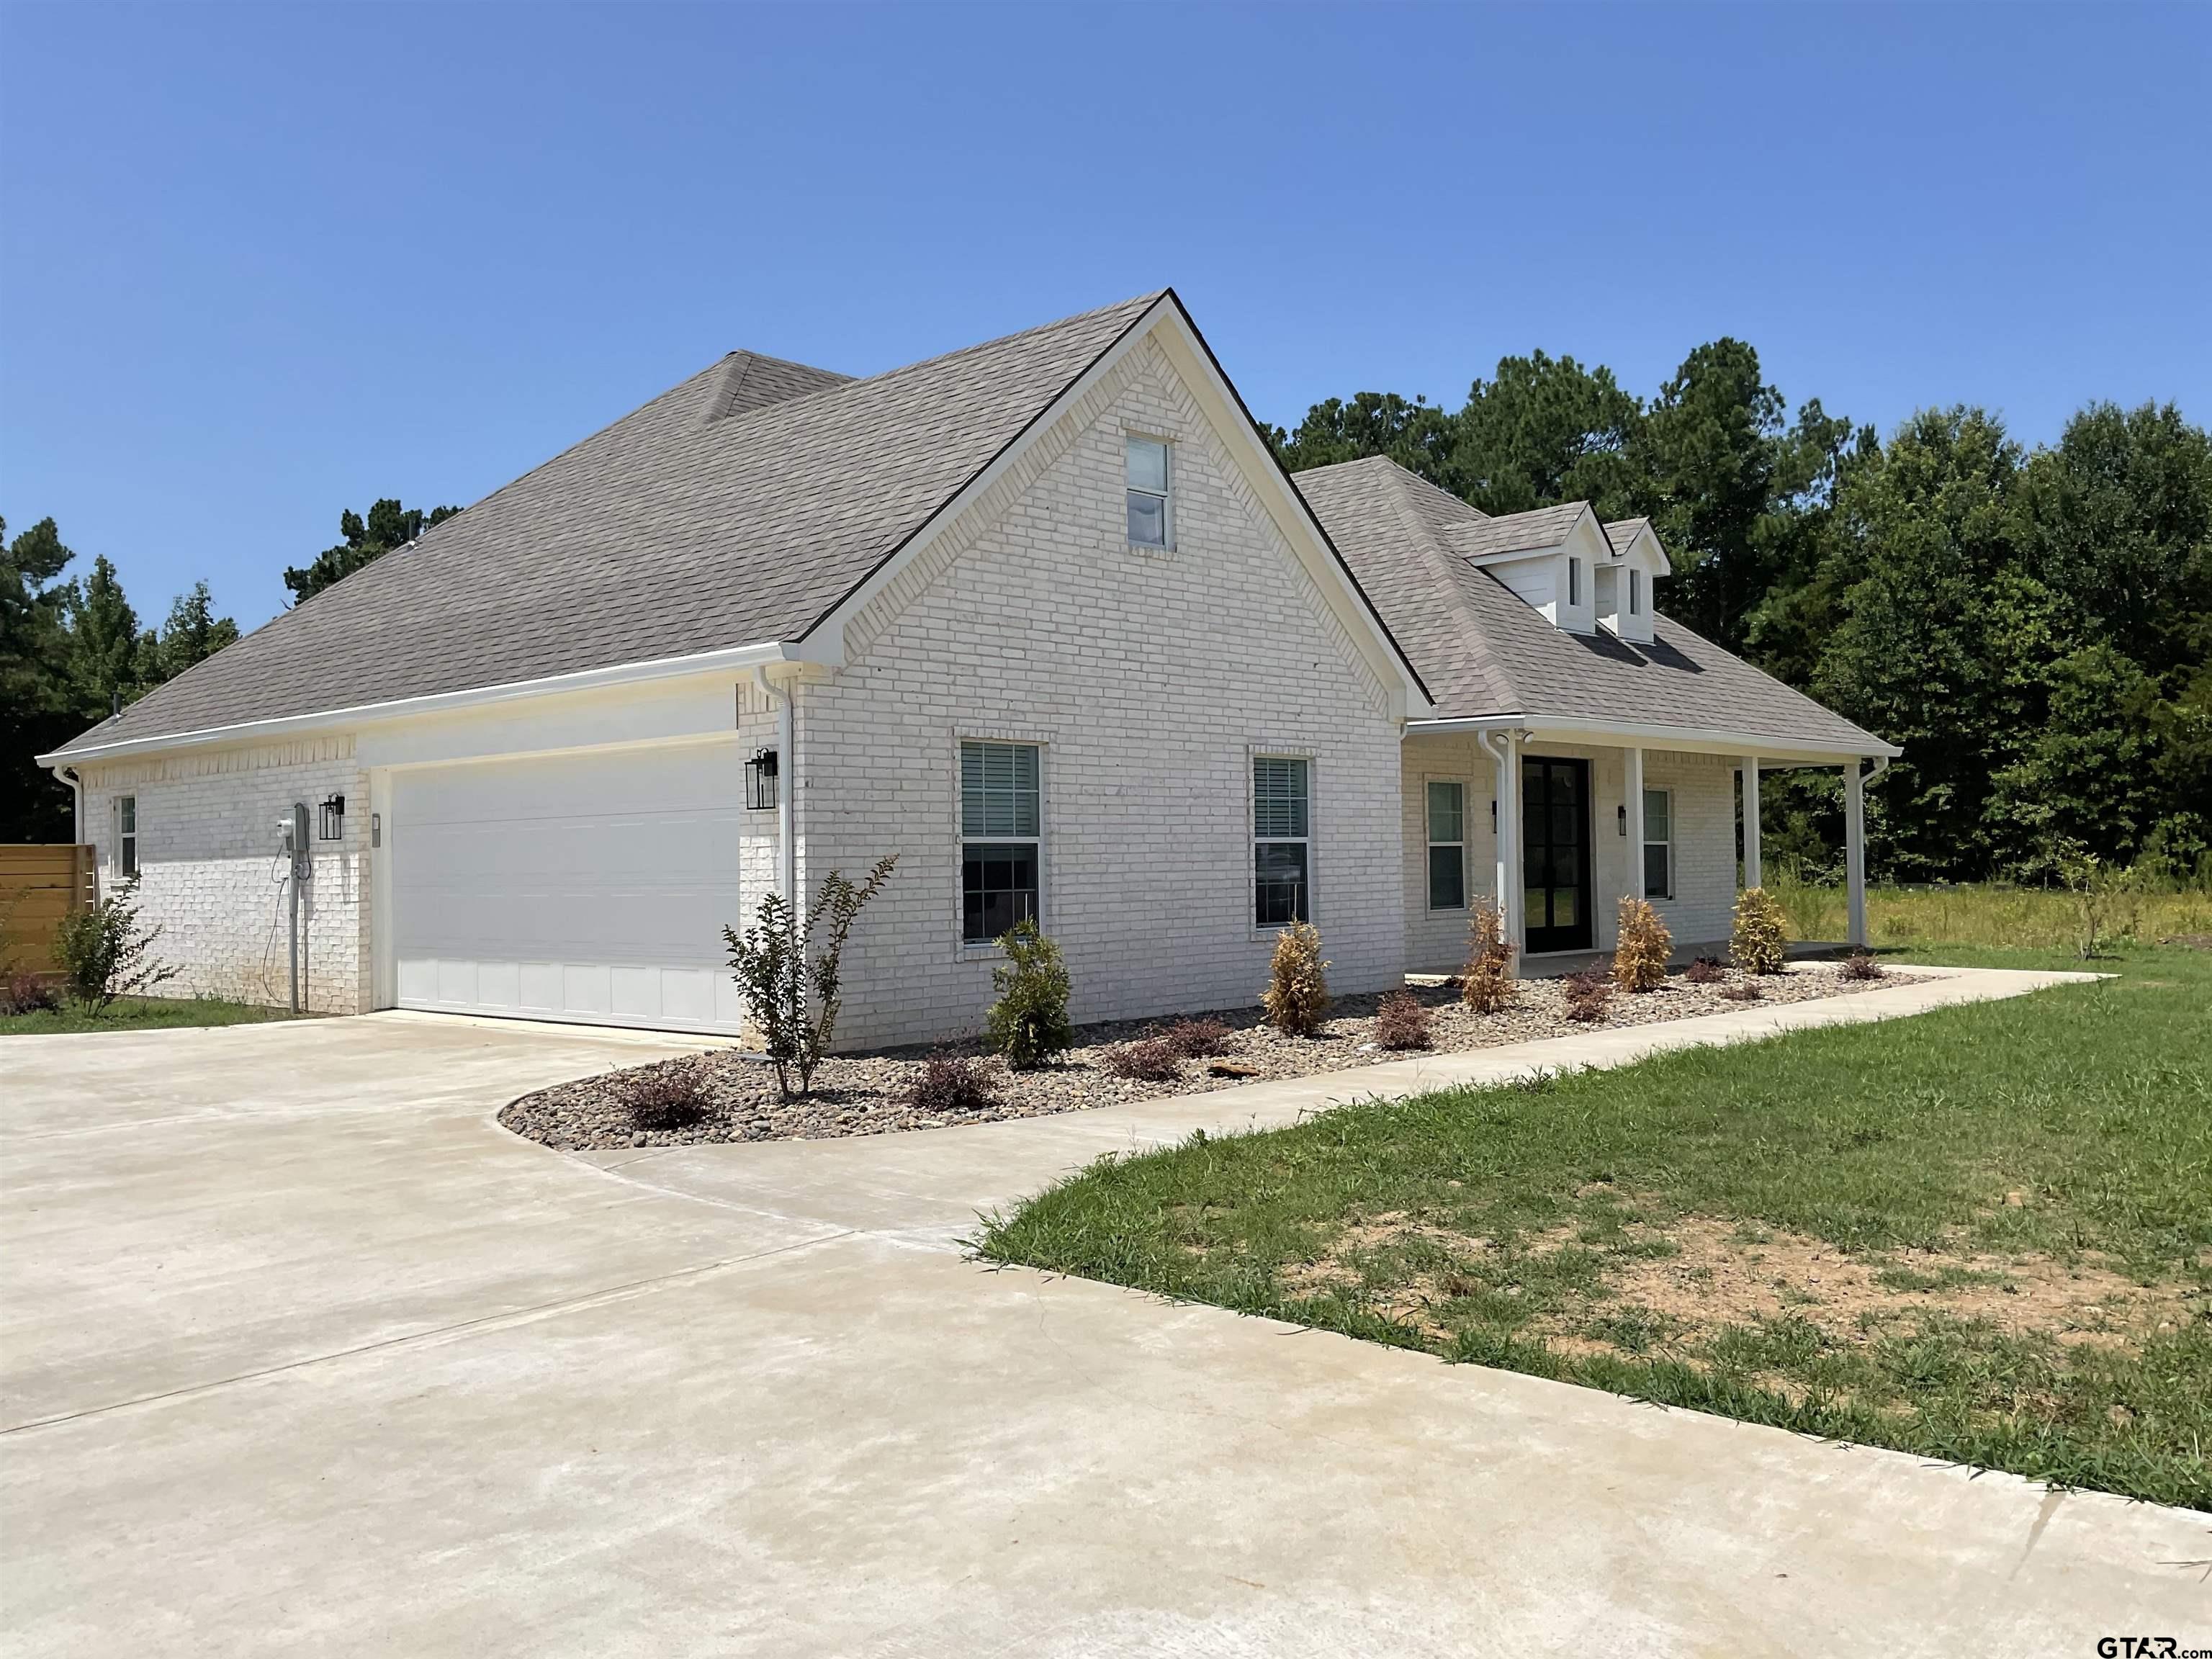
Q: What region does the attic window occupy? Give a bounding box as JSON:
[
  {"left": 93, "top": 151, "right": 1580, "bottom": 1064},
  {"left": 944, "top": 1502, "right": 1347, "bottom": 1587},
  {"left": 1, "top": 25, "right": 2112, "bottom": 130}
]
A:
[
  {"left": 1629, "top": 570, "right": 1641, "bottom": 615},
  {"left": 1126, "top": 436, "right": 1170, "bottom": 548},
  {"left": 1568, "top": 557, "right": 1583, "bottom": 607}
]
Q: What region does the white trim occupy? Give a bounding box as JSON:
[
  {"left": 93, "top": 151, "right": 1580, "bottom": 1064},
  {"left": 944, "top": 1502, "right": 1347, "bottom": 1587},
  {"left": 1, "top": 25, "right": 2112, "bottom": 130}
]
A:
[
  {"left": 1424, "top": 775, "right": 1469, "bottom": 912},
  {"left": 957, "top": 735, "right": 1046, "bottom": 953},
  {"left": 1408, "top": 713, "right": 1901, "bottom": 764},
  {"left": 1249, "top": 748, "right": 1316, "bottom": 935},
  {"left": 41, "top": 638, "right": 800, "bottom": 766},
  {"left": 1123, "top": 430, "right": 1174, "bottom": 551}
]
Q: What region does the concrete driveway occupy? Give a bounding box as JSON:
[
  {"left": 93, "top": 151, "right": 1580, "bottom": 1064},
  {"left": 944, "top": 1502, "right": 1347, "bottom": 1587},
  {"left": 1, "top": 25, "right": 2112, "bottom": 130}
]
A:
[{"left": 3, "top": 978, "right": 2206, "bottom": 1657}]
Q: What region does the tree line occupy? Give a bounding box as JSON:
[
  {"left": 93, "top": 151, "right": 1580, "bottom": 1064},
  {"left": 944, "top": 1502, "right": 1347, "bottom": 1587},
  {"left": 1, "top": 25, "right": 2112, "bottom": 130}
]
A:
[
  {"left": 1, "top": 498, "right": 455, "bottom": 841},
  {"left": 1264, "top": 346, "right": 2211, "bottom": 884}
]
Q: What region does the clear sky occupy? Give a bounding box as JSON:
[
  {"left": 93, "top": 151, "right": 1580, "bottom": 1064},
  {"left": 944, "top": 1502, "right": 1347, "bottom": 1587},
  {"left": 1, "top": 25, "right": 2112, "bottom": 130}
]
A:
[{"left": 4, "top": 1, "right": 2207, "bottom": 632}]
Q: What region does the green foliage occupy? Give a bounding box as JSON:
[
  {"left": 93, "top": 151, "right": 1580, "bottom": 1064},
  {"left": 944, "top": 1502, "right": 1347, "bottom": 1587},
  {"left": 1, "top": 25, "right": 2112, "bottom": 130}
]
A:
[
  {"left": 1260, "top": 921, "right": 1331, "bottom": 1036},
  {"left": 721, "top": 855, "right": 896, "bottom": 1102},
  {"left": 52, "top": 879, "right": 179, "bottom": 1015},
  {"left": 984, "top": 917, "right": 1074, "bottom": 1069},
  {"left": 1730, "top": 887, "right": 1787, "bottom": 975},
  {"left": 283, "top": 499, "right": 462, "bottom": 603}
]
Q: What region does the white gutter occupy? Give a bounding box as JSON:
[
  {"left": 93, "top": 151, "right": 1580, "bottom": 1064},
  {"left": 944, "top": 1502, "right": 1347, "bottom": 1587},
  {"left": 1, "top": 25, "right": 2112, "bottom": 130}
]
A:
[
  {"left": 1408, "top": 712, "right": 1902, "bottom": 763},
  {"left": 752, "top": 667, "right": 799, "bottom": 907},
  {"left": 56, "top": 766, "right": 83, "bottom": 843},
  {"left": 38, "top": 637, "right": 803, "bottom": 767}
]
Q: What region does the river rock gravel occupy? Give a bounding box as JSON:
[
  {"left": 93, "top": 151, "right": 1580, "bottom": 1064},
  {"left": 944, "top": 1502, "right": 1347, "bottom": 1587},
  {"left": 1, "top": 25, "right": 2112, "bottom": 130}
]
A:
[{"left": 498, "top": 961, "right": 1922, "bottom": 1153}]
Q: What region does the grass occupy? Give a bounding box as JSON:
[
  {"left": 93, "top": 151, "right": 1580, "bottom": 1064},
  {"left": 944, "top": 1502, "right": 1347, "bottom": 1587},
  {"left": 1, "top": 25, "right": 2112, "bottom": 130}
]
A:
[
  {"left": 0, "top": 994, "right": 298, "bottom": 1035},
  {"left": 977, "top": 938, "right": 2212, "bottom": 1510},
  {"left": 1771, "top": 874, "right": 2212, "bottom": 956}
]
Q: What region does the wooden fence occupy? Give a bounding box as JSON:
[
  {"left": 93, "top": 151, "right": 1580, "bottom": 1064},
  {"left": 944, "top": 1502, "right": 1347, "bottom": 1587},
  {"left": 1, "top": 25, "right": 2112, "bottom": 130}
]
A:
[{"left": 1, "top": 845, "right": 97, "bottom": 978}]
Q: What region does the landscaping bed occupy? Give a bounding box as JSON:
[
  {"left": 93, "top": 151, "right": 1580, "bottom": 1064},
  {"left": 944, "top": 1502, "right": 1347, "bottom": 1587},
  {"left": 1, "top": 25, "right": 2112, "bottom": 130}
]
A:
[{"left": 500, "top": 961, "right": 1921, "bottom": 1151}]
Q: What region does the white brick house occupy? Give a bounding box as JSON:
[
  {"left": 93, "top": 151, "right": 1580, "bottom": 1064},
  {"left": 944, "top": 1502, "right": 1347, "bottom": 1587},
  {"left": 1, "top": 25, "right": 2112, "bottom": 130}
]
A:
[{"left": 43, "top": 292, "right": 1896, "bottom": 1047}]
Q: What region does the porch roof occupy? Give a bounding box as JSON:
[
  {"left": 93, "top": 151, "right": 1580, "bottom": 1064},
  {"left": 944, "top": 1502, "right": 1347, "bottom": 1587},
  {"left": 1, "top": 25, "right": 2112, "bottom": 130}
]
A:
[{"left": 1293, "top": 457, "right": 1897, "bottom": 760}]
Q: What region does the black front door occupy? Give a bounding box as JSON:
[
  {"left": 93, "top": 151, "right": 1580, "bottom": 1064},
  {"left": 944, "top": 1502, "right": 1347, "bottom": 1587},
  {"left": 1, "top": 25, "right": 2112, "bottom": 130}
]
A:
[{"left": 1523, "top": 756, "right": 1593, "bottom": 953}]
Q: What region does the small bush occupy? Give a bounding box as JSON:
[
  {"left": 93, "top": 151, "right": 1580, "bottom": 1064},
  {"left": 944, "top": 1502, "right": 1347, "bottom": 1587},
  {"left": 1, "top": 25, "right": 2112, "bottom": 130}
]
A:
[
  {"left": 1840, "top": 948, "right": 1884, "bottom": 981},
  {"left": 1560, "top": 967, "right": 1613, "bottom": 1023},
  {"left": 625, "top": 1066, "right": 710, "bottom": 1132},
  {"left": 985, "top": 917, "right": 1074, "bottom": 1070},
  {"left": 53, "top": 880, "right": 179, "bottom": 1016},
  {"left": 1612, "top": 896, "right": 1671, "bottom": 992},
  {"left": 1374, "top": 992, "right": 1433, "bottom": 1050},
  {"left": 724, "top": 854, "right": 898, "bottom": 1102},
  {"left": 1730, "top": 886, "right": 1789, "bottom": 976},
  {"left": 1684, "top": 956, "right": 1725, "bottom": 986},
  {"left": 1722, "top": 979, "right": 1763, "bottom": 1003},
  {"left": 4, "top": 971, "right": 59, "bottom": 1015},
  {"left": 1162, "top": 1017, "right": 1231, "bottom": 1058},
  {"left": 1460, "top": 899, "right": 1516, "bottom": 1013},
  {"left": 907, "top": 1052, "right": 1000, "bottom": 1115},
  {"left": 1261, "top": 921, "right": 1331, "bottom": 1037},
  {"left": 1105, "top": 1038, "right": 1182, "bottom": 1082}
]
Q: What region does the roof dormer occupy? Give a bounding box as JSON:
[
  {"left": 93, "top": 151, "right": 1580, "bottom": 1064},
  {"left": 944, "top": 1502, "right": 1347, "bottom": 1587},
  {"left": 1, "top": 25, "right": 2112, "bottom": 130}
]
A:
[
  {"left": 1444, "top": 501, "right": 1615, "bottom": 637},
  {"left": 1598, "top": 517, "right": 1668, "bottom": 644}
]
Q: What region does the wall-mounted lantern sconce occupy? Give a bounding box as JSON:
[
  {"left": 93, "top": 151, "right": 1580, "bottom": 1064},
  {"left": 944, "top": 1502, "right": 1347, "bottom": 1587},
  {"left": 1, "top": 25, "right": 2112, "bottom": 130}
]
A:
[
  {"left": 371, "top": 812, "right": 382, "bottom": 848},
  {"left": 745, "top": 747, "right": 779, "bottom": 812},
  {"left": 319, "top": 793, "right": 346, "bottom": 840},
  {"left": 1617, "top": 804, "right": 1628, "bottom": 837}
]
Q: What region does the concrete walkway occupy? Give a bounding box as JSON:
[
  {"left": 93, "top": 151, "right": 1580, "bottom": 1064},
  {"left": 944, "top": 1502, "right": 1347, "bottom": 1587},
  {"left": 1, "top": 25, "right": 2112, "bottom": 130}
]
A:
[{"left": 3, "top": 967, "right": 2203, "bottom": 1657}]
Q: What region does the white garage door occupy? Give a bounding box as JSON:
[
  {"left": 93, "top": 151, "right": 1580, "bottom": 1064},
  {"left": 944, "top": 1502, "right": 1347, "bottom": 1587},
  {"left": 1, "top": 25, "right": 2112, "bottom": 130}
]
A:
[{"left": 390, "top": 743, "right": 747, "bottom": 1033}]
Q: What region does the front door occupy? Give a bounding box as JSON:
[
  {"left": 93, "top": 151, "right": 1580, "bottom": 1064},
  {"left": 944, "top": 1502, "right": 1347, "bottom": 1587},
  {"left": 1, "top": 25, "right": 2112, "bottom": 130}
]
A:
[{"left": 1523, "top": 756, "right": 1593, "bottom": 953}]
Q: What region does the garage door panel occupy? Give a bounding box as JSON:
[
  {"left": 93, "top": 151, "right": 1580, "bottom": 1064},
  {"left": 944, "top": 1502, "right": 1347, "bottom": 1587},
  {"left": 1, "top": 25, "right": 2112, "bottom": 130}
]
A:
[{"left": 391, "top": 745, "right": 747, "bottom": 1034}]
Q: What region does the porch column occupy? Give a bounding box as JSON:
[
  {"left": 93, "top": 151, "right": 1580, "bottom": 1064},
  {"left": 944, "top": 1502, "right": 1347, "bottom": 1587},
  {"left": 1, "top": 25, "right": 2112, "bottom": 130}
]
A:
[
  {"left": 1493, "top": 732, "right": 1523, "bottom": 976},
  {"left": 1622, "top": 747, "right": 1645, "bottom": 914},
  {"left": 1844, "top": 761, "right": 1868, "bottom": 946},
  {"left": 1740, "top": 755, "right": 1762, "bottom": 890}
]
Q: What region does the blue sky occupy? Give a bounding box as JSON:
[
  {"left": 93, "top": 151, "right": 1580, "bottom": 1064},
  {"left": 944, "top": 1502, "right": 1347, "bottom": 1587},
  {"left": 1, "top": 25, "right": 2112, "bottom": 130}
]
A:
[{"left": 4, "top": 1, "right": 2207, "bottom": 631}]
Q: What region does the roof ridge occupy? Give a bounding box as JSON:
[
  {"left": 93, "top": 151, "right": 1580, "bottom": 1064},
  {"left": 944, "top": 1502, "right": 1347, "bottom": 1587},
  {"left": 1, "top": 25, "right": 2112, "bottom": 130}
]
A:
[{"left": 840, "top": 291, "right": 1167, "bottom": 390}]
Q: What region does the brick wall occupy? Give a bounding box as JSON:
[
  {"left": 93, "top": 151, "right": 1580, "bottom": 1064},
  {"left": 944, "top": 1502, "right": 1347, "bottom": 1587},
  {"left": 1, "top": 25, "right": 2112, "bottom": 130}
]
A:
[
  {"left": 799, "top": 336, "right": 1408, "bottom": 1049},
  {"left": 76, "top": 737, "right": 369, "bottom": 1012},
  {"left": 1400, "top": 734, "right": 1738, "bottom": 973}
]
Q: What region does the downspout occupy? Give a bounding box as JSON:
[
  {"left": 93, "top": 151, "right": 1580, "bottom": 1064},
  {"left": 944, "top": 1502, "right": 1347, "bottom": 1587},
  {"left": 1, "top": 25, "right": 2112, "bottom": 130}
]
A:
[
  {"left": 752, "top": 667, "right": 799, "bottom": 907},
  {"left": 55, "top": 766, "right": 83, "bottom": 845}
]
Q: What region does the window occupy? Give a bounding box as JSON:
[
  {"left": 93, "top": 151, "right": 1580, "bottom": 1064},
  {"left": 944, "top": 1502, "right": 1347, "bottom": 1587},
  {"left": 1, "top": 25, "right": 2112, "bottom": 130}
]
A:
[
  {"left": 1628, "top": 568, "right": 1642, "bottom": 616},
  {"left": 1568, "top": 557, "right": 1583, "bottom": 606},
  {"left": 1642, "top": 787, "right": 1672, "bottom": 899},
  {"left": 1426, "top": 780, "right": 1466, "bottom": 910},
  {"left": 1253, "top": 755, "right": 1310, "bottom": 926},
  {"left": 1126, "top": 435, "right": 1170, "bottom": 547},
  {"left": 961, "top": 742, "right": 1040, "bottom": 943},
  {"left": 115, "top": 795, "right": 138, "bottom": 879}
]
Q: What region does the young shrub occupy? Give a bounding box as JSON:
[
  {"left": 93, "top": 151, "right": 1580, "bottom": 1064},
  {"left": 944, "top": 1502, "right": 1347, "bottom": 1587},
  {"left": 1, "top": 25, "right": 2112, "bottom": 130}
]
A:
[
  {"left": 1374, "top": 991, "right": 1433, "bottom": 1051},
  {"left": 724, "top": 854, "right": 898, "bottom": 1102},
  {"left": 907, "top": 1052, "right": 1000, "bottom": 1115},
  {"left": 984, "top": 917, "right": 1074, "bottom": 1070},
  {"left": 1460, "top": 899, "right": 1517, "bottom": 1014},
  {"left": 1684, "top": 956, "right": 1725, "bottom": 986},
  {"left": 1560, "top": 966, "right": 1614, "bottom": 1024},
  {"left": 4, "top": 972, "right": 59, "bottom": 1015},
  {"left": 1612, "top": 896, "right": 1671, "bottom": 992},
  {"left": 1105, "top": 1037, "right": 1182, "bottom": 1082},
  {"left": 1722, "top": 979, "right": 1763, "bottom": 1003},
  {"left": 625, "top": 1066, "right": 710, "bottom": 1133},
  {"left": 1840, "top": 948, "right": 1884, "bottom": 981},
  {"left": 52, "top": 880, "right": 179, "bottom": 1017},
  {"left": 1163, "top": 1017, "right": 1231, "bottom": 1059},
  {"left": 1260, "top": 921, "right": 1331, "bottom": 1037},
  {"left": 1730, "top": 886, "right": 1788, "bottom": 976}
]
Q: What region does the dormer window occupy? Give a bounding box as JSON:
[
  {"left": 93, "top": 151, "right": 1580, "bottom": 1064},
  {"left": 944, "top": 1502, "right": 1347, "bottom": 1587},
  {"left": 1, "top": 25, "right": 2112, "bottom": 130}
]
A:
[
  {"left": 1629, "top": 570, "right": 1641, "bottom": 616},
  {"left": 1126, "top": 436, "right": 1170, "bottom": 547},
  {"left": 1568, "top": 557, "right": 1582, "bottom": 607}
]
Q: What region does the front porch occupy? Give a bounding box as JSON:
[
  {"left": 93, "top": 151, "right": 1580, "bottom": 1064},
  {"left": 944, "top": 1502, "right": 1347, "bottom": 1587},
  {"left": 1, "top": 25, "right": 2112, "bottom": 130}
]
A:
[{"left": 1401, "top": 723, "right": 1886, "bottom": 976}]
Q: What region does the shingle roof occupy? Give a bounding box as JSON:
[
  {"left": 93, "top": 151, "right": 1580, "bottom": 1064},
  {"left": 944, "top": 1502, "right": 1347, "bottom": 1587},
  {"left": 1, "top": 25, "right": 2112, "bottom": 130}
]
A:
[
  {"left": 1441, "top": 500, "right": 1591, "bottom": 562},
  {"left": 1292, "top": 457, "right": 1891, "bottom": 755},
  {"left": 1603, "top": 516, "right": 1652, "bottom": 549},
  {"left": 56, "top": 292, "right": 1165, "bottom": 755}
]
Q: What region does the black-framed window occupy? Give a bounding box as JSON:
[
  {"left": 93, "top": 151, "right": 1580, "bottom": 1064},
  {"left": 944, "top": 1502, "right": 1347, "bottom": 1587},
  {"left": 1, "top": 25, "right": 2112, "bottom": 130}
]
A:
[
  {"left": 1426, "top": 779, "right": 1466, "bottom": 910},
  {"left": 1254, "top": 755, "right": 1310, "bottom": 926},
  {"left": 961, "top": 741, "right": 1040, "bottom": 943}
]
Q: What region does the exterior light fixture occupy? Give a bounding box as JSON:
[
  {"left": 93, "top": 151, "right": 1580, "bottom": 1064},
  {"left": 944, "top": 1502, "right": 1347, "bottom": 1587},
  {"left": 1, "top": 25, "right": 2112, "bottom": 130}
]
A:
[
  {"left": 1617, "top": 804, "right": 1627, "bottom": 837},
  {"left": 745, "top": 747, "right": 779, "bottom": 812},
  {"left": 319, "top": 794, "right": 346, "bottom": 840}
]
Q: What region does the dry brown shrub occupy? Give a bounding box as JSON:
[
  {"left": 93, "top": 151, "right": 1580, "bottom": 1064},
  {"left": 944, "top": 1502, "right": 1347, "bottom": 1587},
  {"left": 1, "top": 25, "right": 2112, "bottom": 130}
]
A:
[
  {"left": 1460, "top": 899, "right": 1517, "bottom": 1014},
  {"left": 1731, "top": 887, "right": 1788, "bottom": 976},
  {"left": 1261, "top": 922, "right": 1331, "bottom": 1037},
  {"left": 1375, "top": 992, "right": 1433, "bottom": 1051},
  {"left": 1613, "top": 896, "right": 1672, "bottom": 992}
]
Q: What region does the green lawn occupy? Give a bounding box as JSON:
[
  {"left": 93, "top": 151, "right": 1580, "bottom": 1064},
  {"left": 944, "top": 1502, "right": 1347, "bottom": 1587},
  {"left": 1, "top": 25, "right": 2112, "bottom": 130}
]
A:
[
  {"left": 0, "top": 994, "right": 298, "bottom": 1035},
  {"left": 977, "top": 943, "right": 2212, "bottom": 1511}
]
